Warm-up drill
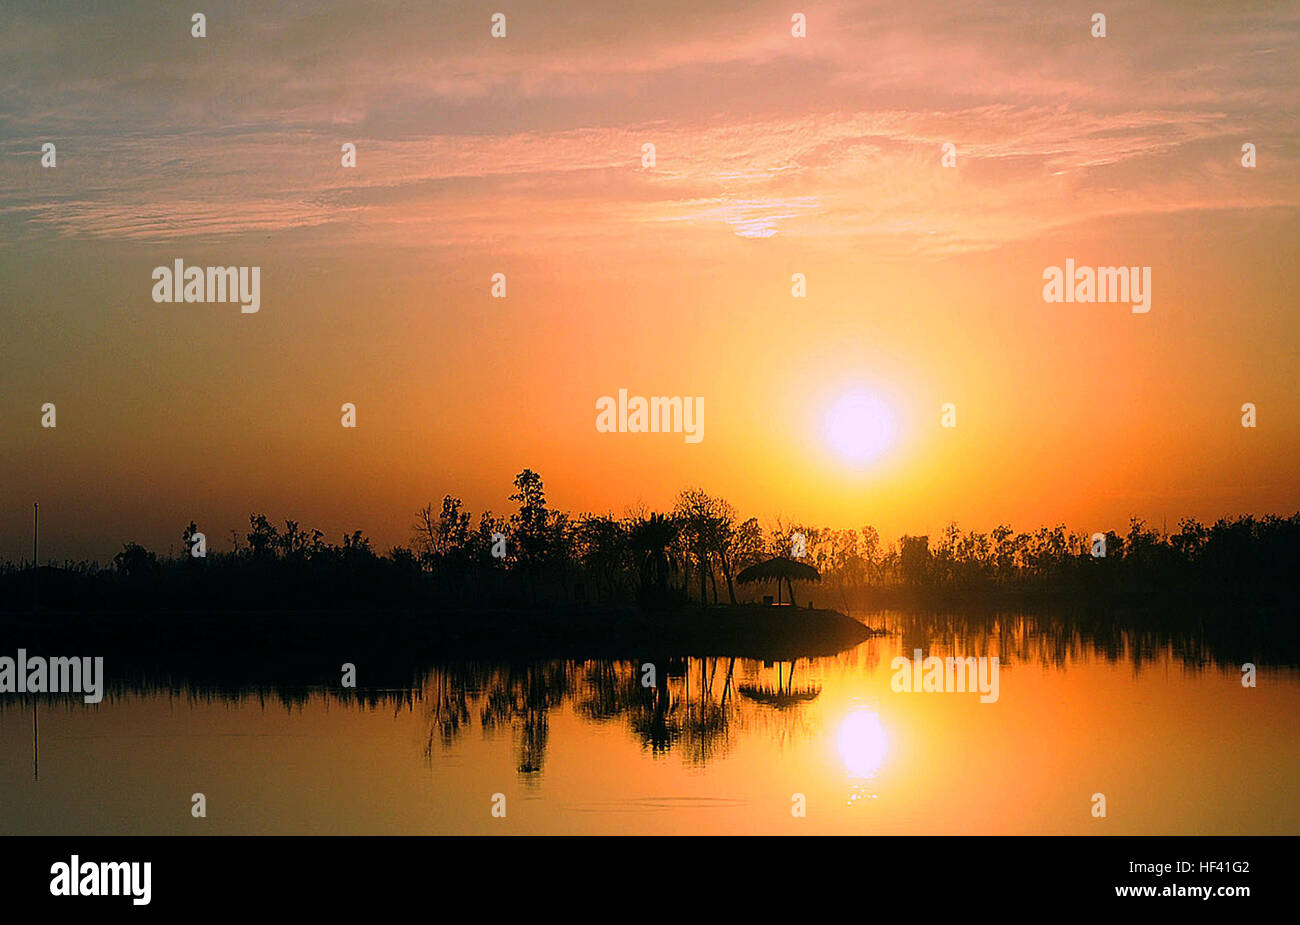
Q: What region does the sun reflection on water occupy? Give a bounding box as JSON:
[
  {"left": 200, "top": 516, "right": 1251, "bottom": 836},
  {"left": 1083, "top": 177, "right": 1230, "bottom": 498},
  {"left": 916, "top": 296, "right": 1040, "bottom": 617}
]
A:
[{"left": 837, "top": 709, "right": 889, "bottom": 780}]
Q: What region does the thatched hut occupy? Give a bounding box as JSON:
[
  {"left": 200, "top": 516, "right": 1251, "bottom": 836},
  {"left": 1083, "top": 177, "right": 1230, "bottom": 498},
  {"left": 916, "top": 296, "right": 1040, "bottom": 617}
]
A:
[{"left": 735, "top": 556, "right": 821, "bottom": 607}]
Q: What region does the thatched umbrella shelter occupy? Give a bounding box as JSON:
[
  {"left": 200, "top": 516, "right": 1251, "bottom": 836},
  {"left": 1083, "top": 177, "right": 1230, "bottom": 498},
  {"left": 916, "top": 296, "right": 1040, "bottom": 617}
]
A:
[
  {"left": 738, "top": 660, "right": 822, "bottom": 708},
  {"left": 735, "top": 556, "right": 821, "bottom": 607}
]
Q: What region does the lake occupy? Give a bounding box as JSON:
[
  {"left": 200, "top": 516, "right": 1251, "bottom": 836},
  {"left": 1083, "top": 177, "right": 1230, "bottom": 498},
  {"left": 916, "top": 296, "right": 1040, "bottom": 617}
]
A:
[{"left": 2, "top": 610, "right": 1297, "bottom": 835}]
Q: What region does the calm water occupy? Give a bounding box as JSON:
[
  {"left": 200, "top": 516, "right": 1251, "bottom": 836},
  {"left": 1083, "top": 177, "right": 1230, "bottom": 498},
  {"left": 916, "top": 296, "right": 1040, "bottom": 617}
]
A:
[{"left": 2, "top": 611, "right": 1297, "bottom": 835}]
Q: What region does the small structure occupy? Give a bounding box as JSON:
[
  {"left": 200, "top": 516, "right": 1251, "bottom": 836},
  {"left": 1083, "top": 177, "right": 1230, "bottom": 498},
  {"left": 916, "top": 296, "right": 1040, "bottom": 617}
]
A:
[
  {"left": 735, "top": 556, "right": 821, "bottom": 607},
  {"left": 739, "top": 660, "right": 821, "bottom": 708}
]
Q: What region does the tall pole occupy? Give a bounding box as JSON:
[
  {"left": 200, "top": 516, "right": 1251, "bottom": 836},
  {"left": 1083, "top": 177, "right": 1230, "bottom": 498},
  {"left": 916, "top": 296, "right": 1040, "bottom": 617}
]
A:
[
  {"left": 32, "top": 502, "right": 41, "bottom": 780},
  {"left": 33, "top": 502, "right": 39, "bottom": 615}
]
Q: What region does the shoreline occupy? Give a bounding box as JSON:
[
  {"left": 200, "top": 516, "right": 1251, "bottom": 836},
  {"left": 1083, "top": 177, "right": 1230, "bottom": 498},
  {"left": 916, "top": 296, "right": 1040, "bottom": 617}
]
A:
[{"left": 0, "top": 604, "right": 881, "bottom": 668}]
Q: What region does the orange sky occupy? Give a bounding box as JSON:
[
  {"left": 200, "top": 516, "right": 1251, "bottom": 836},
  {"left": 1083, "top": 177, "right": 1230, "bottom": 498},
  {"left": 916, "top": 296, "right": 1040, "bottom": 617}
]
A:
[{"left": 1, "top": 1, "right": 1297, "bottom": 561}]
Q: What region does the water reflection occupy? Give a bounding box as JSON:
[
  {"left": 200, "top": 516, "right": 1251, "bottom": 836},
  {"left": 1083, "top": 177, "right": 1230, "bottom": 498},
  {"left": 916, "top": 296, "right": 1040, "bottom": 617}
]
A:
[
  {"left": 426, "top": 657, "right": 756, "bottom": 773},
  {"left": 4, "top": 608, "right": 1300, "bottom": 835},
  {"left": 5, "top": 609, "right": 1298, "bottom": 786},
  {"left": 838, "top": 710, "right": 888, "bottom": 779},
  {"left": 738, "top": 659, "right": 821, "bottom": 707},
  {"left": 890, "top": 607, "right": 1298, "bottom": 673}
]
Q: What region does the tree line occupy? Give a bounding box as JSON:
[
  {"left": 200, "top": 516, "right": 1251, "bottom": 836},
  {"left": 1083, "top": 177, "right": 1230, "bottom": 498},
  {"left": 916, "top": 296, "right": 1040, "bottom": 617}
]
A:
[{"left": 4, "top": 468, "right": 1297, "bottom": 611}]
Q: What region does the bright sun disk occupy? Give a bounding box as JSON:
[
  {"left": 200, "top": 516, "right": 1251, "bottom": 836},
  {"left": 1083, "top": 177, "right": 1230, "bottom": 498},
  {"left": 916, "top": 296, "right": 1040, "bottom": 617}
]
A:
[{"left": 824, "top": 391, "right": 895, "bottom": 463}]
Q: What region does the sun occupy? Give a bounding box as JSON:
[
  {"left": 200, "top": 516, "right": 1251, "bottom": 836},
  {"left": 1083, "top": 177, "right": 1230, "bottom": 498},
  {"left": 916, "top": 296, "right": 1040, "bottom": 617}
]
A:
[{"left": 823, "top": 390, "right": 896, "bottom": 464}]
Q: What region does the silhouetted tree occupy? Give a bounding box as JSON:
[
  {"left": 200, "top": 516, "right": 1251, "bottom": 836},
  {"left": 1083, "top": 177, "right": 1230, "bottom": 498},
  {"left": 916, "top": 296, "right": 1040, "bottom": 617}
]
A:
[
  {"left": 899, "top": 535, "right": 931, "bottom": 587},
  {"left": 246, "top": 514, "right": 279, "bottom": 560},
  {"left": 629, "top": 513, "right": 679, "bottom": 604},
  {"left": 113, "top": 543, "right": 159, "bottom": 579}
]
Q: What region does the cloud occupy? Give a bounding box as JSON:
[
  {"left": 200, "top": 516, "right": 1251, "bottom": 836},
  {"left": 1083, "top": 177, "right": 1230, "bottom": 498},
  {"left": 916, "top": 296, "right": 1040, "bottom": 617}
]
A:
[{"left": 0, "top": 1, "right": 1295, "bottom": 255}]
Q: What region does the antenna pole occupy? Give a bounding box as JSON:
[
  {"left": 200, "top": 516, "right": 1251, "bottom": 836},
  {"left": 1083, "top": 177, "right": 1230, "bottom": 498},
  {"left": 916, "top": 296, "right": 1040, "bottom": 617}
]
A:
[{"left": 33, "top": 502, "right": 39, "bottom": 615}]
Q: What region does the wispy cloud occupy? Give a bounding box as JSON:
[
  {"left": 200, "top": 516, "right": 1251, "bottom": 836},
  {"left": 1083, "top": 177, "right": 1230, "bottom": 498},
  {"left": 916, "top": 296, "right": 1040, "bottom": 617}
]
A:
[{"left": 1, "top": 1, "right": 1295, "bottom": 255}]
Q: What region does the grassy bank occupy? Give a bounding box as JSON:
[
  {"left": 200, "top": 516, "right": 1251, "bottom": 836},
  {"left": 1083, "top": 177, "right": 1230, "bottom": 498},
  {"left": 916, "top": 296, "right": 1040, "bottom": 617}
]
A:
[{"left": 0, "top": 604, "right": 879, "bottom": 690}]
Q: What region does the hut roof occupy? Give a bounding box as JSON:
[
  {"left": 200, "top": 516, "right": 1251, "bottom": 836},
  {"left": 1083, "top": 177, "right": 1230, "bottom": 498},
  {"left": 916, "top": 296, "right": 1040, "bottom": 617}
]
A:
[{"left": 735, "top": 556, "right": 821, "bottom": 585}]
